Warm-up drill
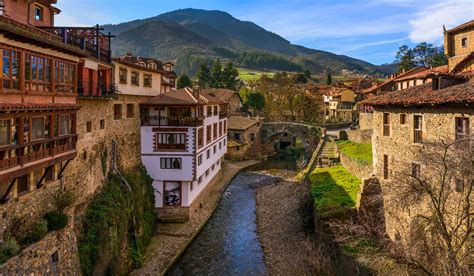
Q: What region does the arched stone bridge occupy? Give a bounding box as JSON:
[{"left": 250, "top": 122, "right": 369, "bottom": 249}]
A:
[{"left": 261, "top": 122, "right": 321, "bottom": 153}]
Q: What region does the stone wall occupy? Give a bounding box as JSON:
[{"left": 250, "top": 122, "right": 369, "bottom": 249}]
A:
[
  {"left": 227, "top": 123, "right": 263, "bottom": 160},
  {"left": 0, "top": 94, "right": 146, "bottom": 272},
  {"left": 359, "top": 112, "right": 373, "bottom": 130},
  {"left": 337, "top": 150, "right": 373, "bottom": 180},
  {"left": 347, "top": 129, "right": 373, "bottom": 144},
  {"left": 372, "top": 106, "right": 473, "bottom": 245},
  {"left": 0, "top": 223, "right": 80, "bottom": 274}
]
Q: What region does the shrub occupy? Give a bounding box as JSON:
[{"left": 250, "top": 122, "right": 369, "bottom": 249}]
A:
[
  {"left": 339, "top": 130, "right": 348, "bottom": 140},
  {"left": 44, "top": 211, "right": 69, "bottom": 231},
  {"left": 0, "top": 236, "right": 20, "bottom": 263},
  {"left": 53, "top": 190, "right": 75, "bottom": 212},
  {"left": 23, "top": 219, "right": 48, "bottom": 245}
]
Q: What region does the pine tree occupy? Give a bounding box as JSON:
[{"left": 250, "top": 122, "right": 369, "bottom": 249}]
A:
[
  {"left": 222, "top": 62, "right": 239, "bottom": 90},
  {"left": 195, "top": 64, "right": 211, "bottom": 88},
  {"left": 326, "top": 73, "right": 332, "bottom": 85},
  {"left": 177, "top": 73, "right": 192, "bottom": 89},
  {"left": 209, "top": 59, "right": 223, "bottom": 88}
]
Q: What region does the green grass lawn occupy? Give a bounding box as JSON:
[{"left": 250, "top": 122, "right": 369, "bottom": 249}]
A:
[
  {"left": 336, "top": 140, "right": 373, "bottom": 165},
  {"left": 238, "top": 68, "right": 275, "bottom": 81},
  {"left": 309, "top": 165, "right": 361, "bottom": 213}
]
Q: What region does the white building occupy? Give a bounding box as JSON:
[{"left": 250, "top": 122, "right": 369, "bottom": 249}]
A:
[{"left": 140, "top": 88, "right": 228, "bottom": 220}]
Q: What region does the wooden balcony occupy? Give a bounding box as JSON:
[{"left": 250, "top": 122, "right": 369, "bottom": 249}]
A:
[
  {"left": 141, "top": 115, "right": 204, "bottom": 127},
  {"left": 0, "top": 135, "right": 77, "bottom": 173},
  {"left": 78, "top": 78, "right": 117, "bottom": 99},
  {"left": 39, "top": 25, "right": 113, "bottom": 63}
]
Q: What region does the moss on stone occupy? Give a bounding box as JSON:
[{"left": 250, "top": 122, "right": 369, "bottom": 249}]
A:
[{"left": 335, "top": 140, "right": 373, "bottom": 165}]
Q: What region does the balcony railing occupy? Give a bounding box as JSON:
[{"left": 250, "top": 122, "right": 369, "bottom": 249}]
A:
[
  {"left": 0, "top": 135, "right": 77, "bottom": 171},
  {"left": 39, "top": 25, "right": 114, "bottom": 63},
  {"left": 78, "top": 79, "right": 117, "bottom": 98},
  {"left": 141, "top": 115, "right": 204, "bottom": 127}
]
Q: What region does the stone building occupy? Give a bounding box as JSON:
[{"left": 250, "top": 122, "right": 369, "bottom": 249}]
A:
[
  {"left": 226, "top": 116, "right": 264, "bottom": 160},
  {"left": 363, "top": 79, "right": 473, "bottom": 245},
  {"left": 204, "top": 88, "right": 242, "bottom": 116},
  {"left": 445, "top": 20, "right": 474, "bottom": 73}
]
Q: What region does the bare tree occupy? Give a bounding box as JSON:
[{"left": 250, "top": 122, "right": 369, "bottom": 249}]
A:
[{"left": 392, "top": 137, "right": 473, "bottom": 275}]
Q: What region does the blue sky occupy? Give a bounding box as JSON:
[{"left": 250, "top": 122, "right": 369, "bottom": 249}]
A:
[{"left": 55, "top": 0, "right": 473, "bottom": 65}]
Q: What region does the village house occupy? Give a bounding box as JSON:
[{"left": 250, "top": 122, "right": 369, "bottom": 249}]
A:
[
  {"left": 113, "top": 53, "right": 176, "bottom": 95},
  {"left": 226, "top": 116, "right": 264, "bottom": 160},
  {"left": 139, "top": 88, "right": 228, "bottom": 220},
  {"left": 201, "top": 88, "right": 242, "bottom": 116},
  {"left": 444, "top": 20, "right": 474, "bottom": 73}
]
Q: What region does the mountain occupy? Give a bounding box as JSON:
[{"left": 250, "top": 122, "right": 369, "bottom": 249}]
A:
[{"left": 103, "top": 9, "right": 391, "bottom": 76}]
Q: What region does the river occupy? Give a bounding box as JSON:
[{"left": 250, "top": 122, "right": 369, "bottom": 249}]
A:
[{"left": 168, "top": 157, "right": 297, "bottom": 275}]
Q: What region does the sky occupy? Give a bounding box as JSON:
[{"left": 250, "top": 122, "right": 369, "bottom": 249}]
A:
[{"left": 55, "top": 0, "right": 474, "bottom": 65}]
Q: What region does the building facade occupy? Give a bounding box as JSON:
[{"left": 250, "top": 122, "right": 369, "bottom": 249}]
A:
[
  {"left": 140, "top": 88, "right": 228, "bottom": 220},
  {"left": 226, "top": 116, "right": 264, "bottom": 160}
]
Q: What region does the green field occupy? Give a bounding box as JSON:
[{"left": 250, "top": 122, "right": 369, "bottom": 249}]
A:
[
  {"left": 309, "top": 165, "right": 361, "bottom": 213},
  {"left": 335, "top": 140, "right": 373, "bottom": 165},
  {"left": 238, "top": 68, "right": 276, "bottom": 81}
]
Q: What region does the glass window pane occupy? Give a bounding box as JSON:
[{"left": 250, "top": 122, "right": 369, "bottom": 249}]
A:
[
  {"left": 0, "top": 120, "right": 10, "bottom": 146},
  {"left": 32, "top": 117, "right": 45, "bottom": 140}
]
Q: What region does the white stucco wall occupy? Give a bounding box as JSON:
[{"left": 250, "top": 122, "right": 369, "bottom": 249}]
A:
[{"left": 113, "top": 61, "right": 163, "bottom": 96}]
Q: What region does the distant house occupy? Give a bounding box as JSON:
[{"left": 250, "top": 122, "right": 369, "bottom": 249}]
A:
[
  {"left": 444, "top": 20, "right": 474, "bottom": 73},
  {"left": 226, "top": 116, "right": 264, "bottom": 160},
  {"left": 204, "top": 88, "right": 243, "bottom": 116}
]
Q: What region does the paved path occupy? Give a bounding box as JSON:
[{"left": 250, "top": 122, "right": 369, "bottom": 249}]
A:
[{"left": 131, "top": 160, "right": 260, "bottom": 276}]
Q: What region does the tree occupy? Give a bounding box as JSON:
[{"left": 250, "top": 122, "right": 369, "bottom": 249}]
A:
[
  {"left": 396, "top": 43, "right": 447, "bottom": 72},
  {"left": 176, "top": 73, "right": 192, "bottom": 89},
  {"left": 326, "top": 73, "right": 332, "bottom": 85},
  {"left": 295, "top": 73, "right": 308, "bottom": 84},
  {"left": 195, "top": 63, "right": 211, "bottom": 88},
  {"left": 222, "top": 62, "right": 239, "bottom": 90},
  {"left": 247, "top": 92, "right": 265, "bottom": 110},
  {"left": 392, "top": 137, "right": 473, "bottom": 275},
  {"left": 209, "top": 59, "right": 224, "bottom": 88},
  {"left": 303, "top": 69, "right": 312, "bottom": 79}
]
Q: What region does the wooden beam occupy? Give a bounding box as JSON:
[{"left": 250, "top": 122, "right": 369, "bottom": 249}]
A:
[
  {"left": 57, "top": 159, "right": 70, "bottom": 179},
  {"left": 0, "top": 177, "right": 17, "bottom": 204}
]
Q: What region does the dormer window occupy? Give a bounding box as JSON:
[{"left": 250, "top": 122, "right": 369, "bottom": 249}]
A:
[
  {"left": 34, "top": 5, "right": 43, "bottom": 21},
  {"left": 461, "top": 37, "right": 468, "bottom": 48}
]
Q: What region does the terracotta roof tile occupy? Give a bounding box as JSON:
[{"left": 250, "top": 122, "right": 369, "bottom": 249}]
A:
[
  {"left": 396, "top": 65, "right": 448, "bottom": 81},
  {"left": 362, "top": 81, "right": 474, "bottom": 107},
  {"left": 228, "top": 116, "right": 264, "bottom": 131},
  {"left": 140, "top": 88, "right": 225, "bottom": 106},
  {"left": 445, "top": 20, "right": 474, "bottom": 34}
]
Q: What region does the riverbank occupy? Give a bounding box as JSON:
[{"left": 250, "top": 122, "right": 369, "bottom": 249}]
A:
[
  {"left": 131, "top": 160, "right": 260, "bottom": 276},
  {"left": 256, "top": 179, "right": 331, "bottom": 274}
]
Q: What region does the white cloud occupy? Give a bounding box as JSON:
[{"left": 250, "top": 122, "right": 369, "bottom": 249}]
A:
[{"left": 409, "top": 0, "right": 474, "bottom": 44}]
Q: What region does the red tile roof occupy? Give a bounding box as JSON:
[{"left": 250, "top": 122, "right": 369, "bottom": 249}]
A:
[
  {"left": 362, "top": 81, "right": 474, "bottom": 107},
  {"left": 451, "top": 52, "right": 474, "bottom": 74},
  {"left": 141, "top": 88, "right": 225, "bottom": 106},
  {"left": 363, "top": 66, "right": 429, "bottom": 94},
  {"left": 395, "top": 65, "right": 448, "bottom": 81}
]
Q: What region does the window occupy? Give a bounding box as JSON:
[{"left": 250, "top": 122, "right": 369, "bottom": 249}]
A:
[
  {"left": 383, "top": 155, "right": 389, "bottom": 180},
  {"left": 411, "top": 163, "right": 421, "bottom": 178},
  {"left": 114, "top": 104, "right": 122, "bottom": 120},
  {"left": 236, "top": 146, "right": 240, "bottom": 151},
  {"left": 213, "top": 123, "right": 217, "bottom": 140},
  {"left": 51, "top": 251, "right": 59, "bottom": 263},
  {"left": 0, "top": 119, "right": 11, "bottom": 146},
  {"left": 156, "top": 133, "right": 186, "bottom": 150},
  {"left": 219, "top": 122, "right": 223, "bottom": 136},
  {"left": 414, "top": 115, "right": 423, "bottom": 143},
  {"left": 164, "top": 182, "right": 181, "bottom": 206},
  {"left": 234, "top": 133, "right": 241, "bottom": 141},
  {"left": 455, "top": 178, "right": 464, "bottom": 193},
  {"left": 160, "top": 158, "right": 182, "bottom": 169},
  {"left": 455, "top": 117, "right": 469, "bottom": 141},
  {"left": 31, "top": 117, "right": 45, "bottom": 141},
  {"left": 461, "top": 37, "right": 468, "bottom": 48},
  {"left": 1, "top": 49, "right": 20, "bottom": 90},
  {"left": 250, "top": 133, "right": 256, "bottom": 142},
  {"left": 206, "top": 125, "right": 212, "bottom": 143},
  {"left": 25, "top": 54, "right": 52, "bottom": 92},
  {"left": 131, "top": 72, "right": 139, "bottom": 86},
  {"left": 54, "top": 60, "right": 76, "bottom": 93},
  {"left": 383, "top": 113, "right": 390, "bottom": 136},
  {"left": 207, "top": 106, "right": 212, "bottom": 117},
  {"left": 86, "top": 121, "right": 92, "bottom": 133},
  {"left": 45, "top": 166, "right": 54, "bottom": 182},
  {"left": 205, "top": 169, "right": 209, "bottom": 177},
  {"left": 212, "top": 164, "right": 215, "bottom": 171},
  {"left": 17, "top": 175, "right": 29, "bottom": 195},
  {"left": 213, "top": 145, "right": 216, "bottom": 154},
  {"left": 198, "top": 176, "right": 202, "bottom": 184},
  {"left": 400, "top": 114, "right": 406, "bottom": 125},
  {"left": 34, "top": 6, "right": 43, "bottom": 21},
  {"left": 100, "top": 119, "right": 105, "bottom": 130},
  {"left": 219, "top": 141, "right": 222, "bottom": 150},
  {"left": 198, "top": 154, "right": 203, "bottom": 166},
  {"left": 198, "top": 128, "right": 204, "bottom": 148},
  {"left": 206, "top": 149, "right": 210, "bottom": 159},
  {"left": 144, "top": 74, "right": 152, "bottom": 87},
  {"left": 217, "top": 159, "right": 220, "bottom": 166},
  {"left": 59, "top": 115, "right": 70, "bottom": 136},
  {"left": 127, "top": 104, "right": 135, "bottom": 118},
  {"left": 223, "top": 120, "right": 227, "bottom": 134},
  {"left": 119, "top": 68, "right": 127, "bottom": 84},
  {"left": 223, "top": 139, "right": 226, "bottom": 146},
  {"left": 213, "top": 106, "right": 218, "bottom": 116}
]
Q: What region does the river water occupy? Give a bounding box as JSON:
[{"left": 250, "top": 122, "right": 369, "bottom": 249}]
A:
[{"left": 168, "top": 157, "right": 297, "bottom": 276}]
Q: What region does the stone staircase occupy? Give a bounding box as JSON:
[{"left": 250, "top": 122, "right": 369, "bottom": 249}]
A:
[{"left": 318, "top": 139, "right": 335, "bottom": 168}]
